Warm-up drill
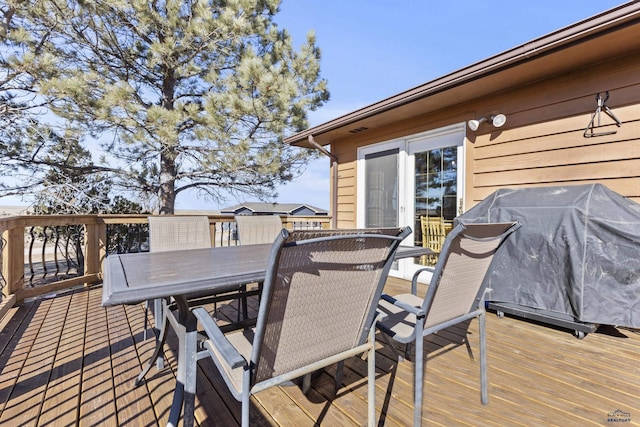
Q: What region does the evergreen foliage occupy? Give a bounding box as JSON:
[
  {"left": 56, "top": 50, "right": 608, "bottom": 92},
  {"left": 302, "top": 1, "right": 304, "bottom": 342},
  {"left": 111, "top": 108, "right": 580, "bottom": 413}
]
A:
[{"left": 0, "top": 0, "right": 328, "bottom": 213}]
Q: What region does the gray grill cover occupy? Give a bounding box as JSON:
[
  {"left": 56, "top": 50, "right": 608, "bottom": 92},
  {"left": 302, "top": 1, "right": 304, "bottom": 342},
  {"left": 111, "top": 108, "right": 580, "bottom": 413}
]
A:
[{"left": 456, "top": 184, "right": 640, "bottom": 327}]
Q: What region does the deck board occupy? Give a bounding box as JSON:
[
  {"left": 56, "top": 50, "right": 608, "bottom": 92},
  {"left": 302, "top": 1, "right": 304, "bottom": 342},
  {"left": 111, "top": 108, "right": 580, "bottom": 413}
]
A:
[
  {"left": 78, "top": 286, "right": 117, "bottom": 427},
  {"left": 39, "top": 290, "right": 87, "bottom": 426},
  {"left": 0, "top": 297, "right": 55, "bottom": 426},
  {"left": 0, "top": 280, "right": 639, "bottom": 426}
]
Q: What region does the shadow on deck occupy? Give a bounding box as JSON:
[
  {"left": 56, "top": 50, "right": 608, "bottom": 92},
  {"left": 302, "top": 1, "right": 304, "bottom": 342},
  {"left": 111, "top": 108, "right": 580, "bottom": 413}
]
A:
[{"left": 0, "top": 279, "right": 639, "bottom": 426}]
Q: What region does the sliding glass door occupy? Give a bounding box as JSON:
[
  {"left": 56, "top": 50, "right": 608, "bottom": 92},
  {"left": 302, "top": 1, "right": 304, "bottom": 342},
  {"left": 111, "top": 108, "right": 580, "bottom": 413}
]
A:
[{"left": 358, "top": 124, "right": 465, "bottom": 279}]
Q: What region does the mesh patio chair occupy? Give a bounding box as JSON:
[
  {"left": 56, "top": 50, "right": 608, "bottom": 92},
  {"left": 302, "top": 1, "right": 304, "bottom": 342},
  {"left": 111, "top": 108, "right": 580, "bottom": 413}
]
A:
[
  {"left": 233, "top": 215, "right": 284, "bottom": 317},
  {"left": 143, "top": 216, "right": 212, "bottom": 342},
  {"left": 137, "top": 215, "right": 248, "bottom": 382},
  {"left": 376, "top": 222, "right": 520, "bottom": 426},
  {"left": 234, "top": 214, "right": 283, "bottom": 245},
  {"left": 193, "top": 226, "right": 412, "bottom": 427}
]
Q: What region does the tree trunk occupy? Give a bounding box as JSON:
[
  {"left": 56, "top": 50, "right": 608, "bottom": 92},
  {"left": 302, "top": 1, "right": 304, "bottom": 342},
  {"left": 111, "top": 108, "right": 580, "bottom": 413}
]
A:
[
  {"left": 159, "top": 149, "right": 176, "bottom": 214},
  {"left": 159, "top": 65, "right": 177, "bottom": 214}
]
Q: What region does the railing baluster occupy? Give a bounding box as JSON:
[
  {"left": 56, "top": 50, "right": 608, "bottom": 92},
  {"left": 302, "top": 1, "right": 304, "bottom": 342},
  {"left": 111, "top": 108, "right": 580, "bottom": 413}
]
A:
[
  {"left": 64, "top": 227, "right": 72, "bottom": 275},
  {"left": 53, "top": 226, "right": 61, "bottom": 280},
  {"left": 28, "top": 227, "right": 36, "bottom": 287},
  {"left": 127, "top": 224, "right": 134, "bottom": 253},
  {"left": 140, "top": 223, "right": 146, "bottom": 252},
  {"left": 0, "top": 234, "right": 6, "bottom": 296},
  {"left": 133, "top": 224, "right": 140, "bottom": 252},
  {"left": 75, "top": 225, "right": 84, "bottom": 275},
  {"left": 41, "top": 226, "right": 50, "bottom": 284},
  {"left": 230, "top": 221, "right": 237, "bottom": 246}
]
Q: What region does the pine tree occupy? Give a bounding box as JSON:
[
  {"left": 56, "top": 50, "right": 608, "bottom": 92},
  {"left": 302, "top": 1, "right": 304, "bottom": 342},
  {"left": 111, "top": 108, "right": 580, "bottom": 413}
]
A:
[{"left": 1, "top": 0, "right": 328, "bottom": 213}]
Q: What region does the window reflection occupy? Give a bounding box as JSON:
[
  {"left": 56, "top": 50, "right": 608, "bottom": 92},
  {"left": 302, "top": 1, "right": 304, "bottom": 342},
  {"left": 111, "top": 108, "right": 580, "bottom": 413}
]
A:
[{"left": 414, "top": 146, "right": 457, "bottom": 265}]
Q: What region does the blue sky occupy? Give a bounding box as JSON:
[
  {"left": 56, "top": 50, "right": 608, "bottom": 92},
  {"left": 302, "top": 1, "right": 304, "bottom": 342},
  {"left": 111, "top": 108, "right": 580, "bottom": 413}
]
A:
[
  {"left": 179, "top": 0, "right": 625, "bottom": 211},
  {"left": 2, "top": 1, "right": 627, "bottom": 210}
]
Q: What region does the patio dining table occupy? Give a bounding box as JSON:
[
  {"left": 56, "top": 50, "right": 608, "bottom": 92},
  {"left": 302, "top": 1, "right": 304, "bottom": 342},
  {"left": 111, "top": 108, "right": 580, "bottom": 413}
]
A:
[{"left": 102, "top": 242, "right": 432, "bottom": 427}]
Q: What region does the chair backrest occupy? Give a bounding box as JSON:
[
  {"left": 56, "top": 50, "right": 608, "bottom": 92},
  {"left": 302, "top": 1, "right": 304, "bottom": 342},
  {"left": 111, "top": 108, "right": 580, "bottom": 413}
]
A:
[
  {"left": 420, "top": 216, "right": 446, "bottom": 253},
  {"left": 251, "top": 227, "right": 411, "bottom": 385},
  {"left": 234, "top": 215, "right": 283, "bottom": 245},
  {"left": 422, "top": 222, "right": 520, "bottom": 330},
  {"left": 147, "top": 216, "right": 212, "bottom": 252}
]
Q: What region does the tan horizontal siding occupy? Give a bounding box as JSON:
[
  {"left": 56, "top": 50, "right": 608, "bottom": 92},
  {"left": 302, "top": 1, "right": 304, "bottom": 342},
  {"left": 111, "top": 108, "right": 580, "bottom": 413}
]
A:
[
  {"left": 336, "top": 159, "right": 357, "bottom": 228},
  {"left": 473, "top": 177, "right": 640, "bottom": 202},
  {"left": 475, "top": 104, "right": 640, "bottom": 149},
  {"left": 336, "top": 161, "right": 355, "bottom": 174},
  {"left": 336, "top": 184, "right": 354, "bottom": 196},
  {"left": 475, "top": 158, "right": 640, "bottom": 186},
  {"left": 467, "top": 58, "right": 640, "bottom": 205},
  {"left": 337, "top": 175, "right": 355, "bottom": 190},
  {"left": 475, "top": 139, "right": 640, "bottom": 173},
  {"left": 335, "top": 215, "right": 356, "bottom": 228},
  {"left": 475, "top": 116, "right": 639, "bottom": 161},
  {"left": 473, "top": 55, "right": 640, "bottom": 133},
  {"left": 470, "top": 88, "right": 640, "bottom": 204}
]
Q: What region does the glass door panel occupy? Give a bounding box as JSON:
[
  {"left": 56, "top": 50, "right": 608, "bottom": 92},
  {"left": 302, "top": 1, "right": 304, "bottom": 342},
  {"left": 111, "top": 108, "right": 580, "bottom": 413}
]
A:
[
  {"left": 407, "top": 123, "right": 464, "bottom": 275},
  {"left": 364, "top": 148, "right": 399, "bottom": 228},
  {"left": 414, "top": 145, "right": 458, "bottom": 266}
]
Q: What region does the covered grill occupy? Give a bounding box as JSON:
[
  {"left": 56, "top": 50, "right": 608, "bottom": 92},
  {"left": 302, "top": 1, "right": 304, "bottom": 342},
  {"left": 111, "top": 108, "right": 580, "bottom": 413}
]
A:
[{"left": 457, "top": 184, "right": 640, "bottom": 336}]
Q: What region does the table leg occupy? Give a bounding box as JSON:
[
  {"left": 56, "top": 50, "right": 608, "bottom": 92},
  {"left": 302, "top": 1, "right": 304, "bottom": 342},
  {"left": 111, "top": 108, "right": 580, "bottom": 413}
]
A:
[
  {"left": 167, "top": 296, "right": 197, "bottom": 427},
  {"left": 135, "top": 313, "right": 169, "bottom": 386},
  {"left": 154, "top": 298, "right": 165, "bottom": 369}
]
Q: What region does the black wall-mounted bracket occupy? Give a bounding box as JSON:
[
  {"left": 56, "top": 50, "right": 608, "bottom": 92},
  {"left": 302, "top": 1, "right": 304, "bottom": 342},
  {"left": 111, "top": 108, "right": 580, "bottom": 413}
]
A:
[{"left": 583, "top": 91, "right": 621, "bottom": 138}]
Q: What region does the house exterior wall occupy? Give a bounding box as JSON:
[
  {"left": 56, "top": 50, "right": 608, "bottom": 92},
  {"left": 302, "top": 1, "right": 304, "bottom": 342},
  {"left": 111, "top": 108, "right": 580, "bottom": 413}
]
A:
[{"left": 330, "top": 50, "right": 640, "bottom": 228}]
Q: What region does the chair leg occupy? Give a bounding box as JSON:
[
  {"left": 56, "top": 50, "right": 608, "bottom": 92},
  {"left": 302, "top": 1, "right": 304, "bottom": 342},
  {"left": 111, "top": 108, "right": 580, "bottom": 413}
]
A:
[
  {"left": 241, "top": 284, "right": 248, "bottom": 320},
  {"left": 404, "top": 341, "right": 412, "bottom": 362},
  {"left": 367, "top": 342, "right": 376, "bottom": 427},
  {"left": 379, "top": 332, "right": 404, "bottom": 362},
  {"left": 302, "top": 373, "right": 312, "bottom": 394},
  {"left": 414, "top": 321, "right": 425, "bottom": 426},
  {"left": 335, "top": 361, "right": 344, "bottom": 392},
  {"left": 479, "top": 312, "right": 488, "bottom": 405},
  {"left": 367, "top": 322, "right": 377, "bottom": 427},
  {"left": 236, "top": 291, "right": 242, "bottom": 322},
  {"left": 241, "top": 367, "right": 251, "bottom": 427}
]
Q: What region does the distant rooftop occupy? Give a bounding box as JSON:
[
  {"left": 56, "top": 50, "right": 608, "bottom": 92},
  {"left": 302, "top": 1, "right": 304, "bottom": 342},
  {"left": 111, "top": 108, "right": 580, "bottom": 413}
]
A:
[{"left": 220, "top": 202, "right": 328, "bottom": 216}]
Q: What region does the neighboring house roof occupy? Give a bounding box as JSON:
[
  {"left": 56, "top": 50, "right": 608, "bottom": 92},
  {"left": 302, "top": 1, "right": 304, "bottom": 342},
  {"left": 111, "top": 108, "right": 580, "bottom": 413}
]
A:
[
  {"left": 285, "top": 2, "right": 640, "bottom": 148},
  {"left": 220, "top": 202, "right": 328, "bottom": 216}
]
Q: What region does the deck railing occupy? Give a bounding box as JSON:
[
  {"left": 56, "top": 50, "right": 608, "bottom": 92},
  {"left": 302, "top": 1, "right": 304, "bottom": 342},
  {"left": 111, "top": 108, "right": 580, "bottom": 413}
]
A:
[{"left": 0, "top": 214, "right": 330, "bottom": 319}]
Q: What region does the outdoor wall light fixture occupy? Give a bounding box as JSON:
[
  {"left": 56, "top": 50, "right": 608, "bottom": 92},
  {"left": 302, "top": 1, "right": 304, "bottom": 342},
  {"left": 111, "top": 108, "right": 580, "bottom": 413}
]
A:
[{"left": 467, "top": 114, "right": 507, "bottom": 131}]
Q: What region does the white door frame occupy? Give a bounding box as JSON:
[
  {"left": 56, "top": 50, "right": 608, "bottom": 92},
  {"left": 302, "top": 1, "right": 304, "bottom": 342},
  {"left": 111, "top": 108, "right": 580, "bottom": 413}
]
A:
[
  {"left": 404, "top": 123, "right": 466, "bottom": 279},
  {"left": 357, "top": 123, "right": 466, "bottom": 280},
  {"left": 356, "top": 138, "right": 406, "bottom": 229}
]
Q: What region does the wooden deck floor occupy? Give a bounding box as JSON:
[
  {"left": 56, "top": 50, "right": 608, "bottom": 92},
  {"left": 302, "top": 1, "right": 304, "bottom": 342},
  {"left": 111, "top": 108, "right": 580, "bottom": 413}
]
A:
[{"left": 1, "top": 279, "right": 639, "bottom": 426}]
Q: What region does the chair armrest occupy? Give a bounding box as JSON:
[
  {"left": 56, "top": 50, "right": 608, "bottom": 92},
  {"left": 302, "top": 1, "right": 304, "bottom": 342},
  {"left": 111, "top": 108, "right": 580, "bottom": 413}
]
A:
[
  {"left": 374, "top": 310, "right": 388, "bottom": 323},
  {"left": 193, "top": 307, "right": 246, "bottom": 369},
  {"left": 380, "top": 293, "right": 426, "bottom": 317},
  {"left": 411, "top": 267, "right": 435, "bottom": 295}
]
